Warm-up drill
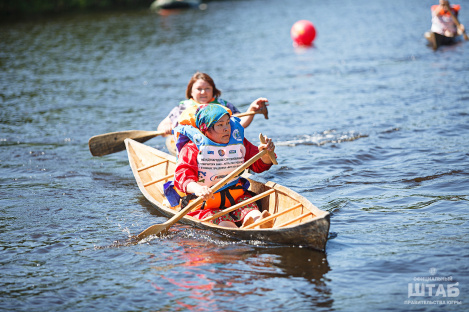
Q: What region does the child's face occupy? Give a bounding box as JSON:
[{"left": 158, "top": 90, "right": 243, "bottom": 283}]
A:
[
  {"left": 191, "top": 79, "right": 214, "bottom": 104},
  {"left": 205, "top": 114, "right": 231, "bottom": 144}
]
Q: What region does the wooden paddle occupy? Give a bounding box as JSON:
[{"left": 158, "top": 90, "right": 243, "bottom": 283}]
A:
[
  {"left": 89, "top": 130, "right": 165, "bottom": 156},
  {"left": 136, "top": 133, "right": 277, "bottom": 240},
  {"left": 259, "top": 133, "right": 277, "bottom": 165},
  {"left": 89, "top": 108, "right": 269, "bottom": 157},
  {"left": 234, "top": 107, "right": 269, "bottom": 119},
  {"left": 447, "top": 6, "right": 468, "bottom": 40}
]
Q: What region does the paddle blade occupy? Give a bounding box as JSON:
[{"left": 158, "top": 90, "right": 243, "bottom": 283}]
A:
[
  {"left": 259, "top": 133, "right": 277, "bottom": 165},
  {"left": 89, "top": 130, "right": 165, "bottom": 156},
  {"left": 261, "top": 107, "right": 269, "bottom": 119},
  {"left": 137, "top": 223, "right": 169, "bottom": 240}
]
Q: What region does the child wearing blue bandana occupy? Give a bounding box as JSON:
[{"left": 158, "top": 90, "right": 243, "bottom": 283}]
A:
[{"left": 173, "top": 104, "right": 276, "bottom": 228}]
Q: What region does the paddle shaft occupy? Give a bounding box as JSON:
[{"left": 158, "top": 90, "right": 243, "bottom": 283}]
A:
[
  {"left": 89, "top": 130, "right": 165, "bottom": 156},
  {"left": 234, "top": 107, "right": 268, "bottom": 119},
  {"left": 447, "top": 5, "right": 468, "bottom": 40},
  {"left": 136, "top": 133, "right": 277, "bottom": 239},
  {"left": 137, "top": 150, "right": 268, "bottom": 239},
  {"left": 89, "top": 108, "right": 268, "bottom": 157}
]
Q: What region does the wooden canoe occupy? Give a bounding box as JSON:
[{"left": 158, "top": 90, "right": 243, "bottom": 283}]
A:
[{"left": 125, "top": 138, "right": 330, "bottom": 251}]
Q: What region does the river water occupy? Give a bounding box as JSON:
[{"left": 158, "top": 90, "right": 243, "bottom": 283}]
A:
[{"left": 1, "top": 0, "right": 468, "bottom": 311}]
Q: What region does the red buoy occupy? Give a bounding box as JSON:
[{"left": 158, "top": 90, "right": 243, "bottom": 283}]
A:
[{"left": 291, "top": 20, "right": 316, "bottom": 46}]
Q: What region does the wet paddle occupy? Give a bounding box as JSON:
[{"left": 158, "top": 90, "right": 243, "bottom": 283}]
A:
[
  {"left": 136, "top": 133, "right": 277, "bottom": 240},
  {"left": 89, "top": 130, "right": 165, "bottom": 156}
]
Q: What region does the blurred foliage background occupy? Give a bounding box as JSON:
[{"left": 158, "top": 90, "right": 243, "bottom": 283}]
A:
[{"left": 0, "top": 0, "right": 155, "bottom": 19}]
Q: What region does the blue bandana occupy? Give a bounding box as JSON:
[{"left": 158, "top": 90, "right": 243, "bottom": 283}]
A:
[{"left": 195, "top": 104, "right": 231, "bottom": 133}]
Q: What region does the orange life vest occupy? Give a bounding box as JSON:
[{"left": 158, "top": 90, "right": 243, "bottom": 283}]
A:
[
  {"left": 177, "top": 181, "right": 247, "bottom": 212},
  {"left": 431, "top": 4, "right": 460, "bottom": 17}
]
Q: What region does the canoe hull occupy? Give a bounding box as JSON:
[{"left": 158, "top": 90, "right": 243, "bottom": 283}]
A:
[
  {"left": 150, "top": 0, "right": 200, "bottom": 11},
  {"left": 205, "top": 213, "right": 330, "bottom": 249},
  {"left": 425, "top": 31, "right": 459, "bottom": 50},
  {"left": 125, "top": 139, "right": 330, "bottom": 251}
]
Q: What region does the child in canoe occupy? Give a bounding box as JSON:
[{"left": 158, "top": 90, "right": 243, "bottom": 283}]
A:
[
  {"left": 157, "top": 72, "right": 268, "bottom": 135},
  {"left": 165, "top": 104, "right": 275, "bottom": 228},
  {"left": 425, "top": 0, "right": 466, "bottom": 49},
  {"left": 431, "top": 0, "right": 465, "bottom": 38}
]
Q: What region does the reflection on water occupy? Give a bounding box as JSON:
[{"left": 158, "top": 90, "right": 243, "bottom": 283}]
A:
[
  {"left": 145, "top": 229, "right": 332, "bottom": 311},
  {"left": 1, "top": 0, "right": 469, "bottom": 310}
]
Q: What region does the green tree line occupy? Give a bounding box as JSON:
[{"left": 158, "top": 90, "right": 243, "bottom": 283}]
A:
[{"left": 1, "top": 0, "right": 154, "bottom": 17}]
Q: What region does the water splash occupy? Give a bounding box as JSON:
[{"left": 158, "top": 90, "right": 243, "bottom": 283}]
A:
[{"left": 276, "top": 130, "right": 369, "bottom": 147}]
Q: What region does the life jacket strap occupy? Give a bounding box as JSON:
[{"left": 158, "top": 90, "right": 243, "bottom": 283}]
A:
[
  {"left": 179, "top": 182, "right": 245, "bottom": 212},
  {"left": 180, "top": 194, "right": 206, "bottom": 211}
]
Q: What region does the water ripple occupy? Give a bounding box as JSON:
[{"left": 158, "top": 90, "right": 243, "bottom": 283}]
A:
[{"left": 276, "top": 130, "right": 368, "bottom": 147}]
